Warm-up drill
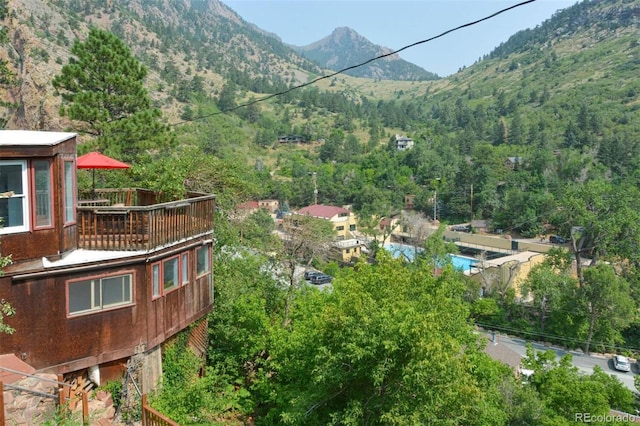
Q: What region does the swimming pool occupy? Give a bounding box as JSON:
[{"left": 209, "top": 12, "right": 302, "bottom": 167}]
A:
[{"left": 383, "top": 243, "right": 477, "bottom": 272}]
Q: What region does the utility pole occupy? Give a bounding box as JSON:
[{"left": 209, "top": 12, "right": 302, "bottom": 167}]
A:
[
  {"left": 312, "top": 172, "right": 318, "bottom": 205},
  {"left": 470, "top": 183, "right": 474, "bottom": 220},
  {"left": 433, "top": 188, "right": 437, "bottom": 222},
  {"left": 432, "top": 177, "right": 441, "bottom": 222}
]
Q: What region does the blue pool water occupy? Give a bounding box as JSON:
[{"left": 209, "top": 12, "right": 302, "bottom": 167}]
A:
[{"left": 383, "top": 243, "right": 477, "bottom": 272}]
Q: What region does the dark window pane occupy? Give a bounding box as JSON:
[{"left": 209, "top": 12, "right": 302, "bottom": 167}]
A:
[{"left": 69, "top": 280, "right": 93, "bottom": 314}]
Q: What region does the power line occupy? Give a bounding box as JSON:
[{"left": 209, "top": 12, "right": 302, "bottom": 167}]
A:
[
  {"left": 169, "top": 0, "right": 538, "bottom": 127},
  {"left": 477, "top": 322, "right": 640, "bottom": 353}
]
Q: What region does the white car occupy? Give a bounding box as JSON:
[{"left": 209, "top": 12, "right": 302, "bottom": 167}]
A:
[{"left": 613, "top": 355, "right": 631, "bottom": 372}]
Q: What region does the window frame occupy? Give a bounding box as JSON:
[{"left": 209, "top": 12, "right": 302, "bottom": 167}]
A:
[
  {"left": 152, "top": 251, "right": 191, "bottom": 299},
  {"left": 152, "top": 263, "right": 161, "bottom": 299},
  {"left": 162, "top": 255, "right": 180, "bottom": 294},
  {"left": 63, "top": 160, "right": 76, "bottom": 226},
  {"left": 196, "top": 245, "right": 211, "bottom": 278},
  {"left": 0, "top": 160, "right": 29, "bottom": 234},
  {"left": 67, "top": 272, "right": 134, "bottom": 317},
  {"left": 31, "top": 159, "right": 54, "bottom": 229},
  {"left": 181, "top": 252, "right": 190, "bottom": 286}
]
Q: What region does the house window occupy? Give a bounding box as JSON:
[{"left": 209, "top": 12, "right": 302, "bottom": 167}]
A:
[
  {"left": 152, "top": 252, "right": 191, "bottom": 298},
  {"left": 336, "top": 226, "right": 345, "bottom": 231},
  {"left": 349, "top": 224, "right": 356, "bottom": 232},
  {"left": 164, "top": 257, "right": 179, "bottom": 292},
  {"left": 152, "top": 264, "right": 160, "bottom": 297},
  {"left": 68, "top": 273, "right": 133, "bottom": 316},
  {"left": 196, "top": 245, "right": 210, "bottom": 277},
  {"left": 181, "top": 253, "right": 189, "bottom": 285},
  {"left": 63, "top": 161, "right": 75, "bottom": 224},
  {"left": 0, "top": 160, "right": 29, "bottom": 233},
  {"left": 33, "top": 160, "right": 52, "bottom": 228}
]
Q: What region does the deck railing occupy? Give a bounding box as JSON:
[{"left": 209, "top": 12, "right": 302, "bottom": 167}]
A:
[
  {"left": 77, "top": 189, "right": 215, "bottom": 251},
  {"left": 142, "top": 394, "right": 179, "bottom": 426}
]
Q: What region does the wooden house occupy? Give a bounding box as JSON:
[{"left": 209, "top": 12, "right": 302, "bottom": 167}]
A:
[{"left": 0, "top": 130, "right": 215, "bottom": 392}]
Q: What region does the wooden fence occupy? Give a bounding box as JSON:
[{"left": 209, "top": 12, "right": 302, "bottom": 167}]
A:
[{"left": 142, "top": 394, "right": 179, "bottom": 426}]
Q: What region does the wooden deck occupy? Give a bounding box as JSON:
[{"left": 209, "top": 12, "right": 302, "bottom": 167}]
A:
[{"left": 77, "top": 189, "right": 215, "bottom": 251}]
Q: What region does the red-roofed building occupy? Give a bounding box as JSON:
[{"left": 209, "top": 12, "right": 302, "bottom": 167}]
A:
[
  {"left": 295, "top": 204, "right": 358, "bottom": 240},
  {"left": 237, "top": 199, "right": 279, "bottom": 214},
  {"left": 235, "top": 199, "right": 280, "bottom": 220}
]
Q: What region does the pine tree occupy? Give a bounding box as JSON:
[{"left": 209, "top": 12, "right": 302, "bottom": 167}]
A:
[{"left": 53, "top": 27, "right": 174, "bottom": 162}]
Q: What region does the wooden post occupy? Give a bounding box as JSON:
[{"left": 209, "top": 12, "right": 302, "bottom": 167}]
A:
[
  {"left": 82, "top": 391, "right": 89, "bottom": 424},
  {"left": 0, "top": 381, "right": 5, "bottom": 426},
  {"left": 141, "top": 394, "right": 148, "bottom": 425},
  {"left": 57, "top": 374, "right": 68, "bottom": 419}
]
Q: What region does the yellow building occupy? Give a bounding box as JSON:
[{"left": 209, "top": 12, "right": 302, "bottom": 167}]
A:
[
  {"left": 332, "top": 239, "right": 366, "bottom": 263},
  {"left": 295, "top": 204, "right": 358, "bottom": 240},
  {"left": 471, "top": 251, "right": 546, "bottom": 298}
]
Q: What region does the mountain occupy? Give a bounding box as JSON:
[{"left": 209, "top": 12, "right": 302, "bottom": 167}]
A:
[
  {"left": 0, "top": 0, "right": 637, "bottom": 147},
  {"left": 0, "top": 0, "right": 324, "bottom": 130},
  {"left": 292, "top": 27, "right": 439, "bottom": 81}
]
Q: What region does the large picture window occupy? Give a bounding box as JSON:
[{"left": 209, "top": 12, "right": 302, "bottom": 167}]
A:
[
  {"left": 0, "top": 160, "right": 29, "bottom": 233},
  {"left": 68, "top": 273, "right": 133, "bottom": 316}
]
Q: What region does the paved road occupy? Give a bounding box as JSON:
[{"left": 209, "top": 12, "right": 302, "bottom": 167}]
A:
[{"left": 494, "top": 333, "right": 636, "bottom": 392}]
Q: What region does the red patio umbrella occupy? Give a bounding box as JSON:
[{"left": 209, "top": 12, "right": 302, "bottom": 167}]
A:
[{"left": 77, "top": 151, "right": 130, "bottom": 195}]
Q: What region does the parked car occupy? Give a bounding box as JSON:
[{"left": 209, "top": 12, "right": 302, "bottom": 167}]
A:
[
  {"left": 304, "top": 270, "right": 323, "bottom": 280},
  {"left": 452, "top": 225, "right": 472, "bottom": 233},
  {"left": 310, "top": 274, "right": 333, "bottom": 285},
  {"left": 613, "top": 355, "right": 631, "bottom": 372},
  {"left": 549, "top": 235, "right": 567, "bottom": 244}
]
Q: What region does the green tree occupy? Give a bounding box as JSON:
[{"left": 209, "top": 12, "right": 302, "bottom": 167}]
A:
[
  {"left": 261, "top": 254, "right": 511, "bottom": 424},
  {"left": 217, "top": 81, "right": 237, "bottom": 112},
  {"left": 521, "top": 253, "right": 576, "bottom": 333},
  {"left": 278, "top": 214, "right": 334, "bottom": 322},
  {"left": 522, "top": 344, "right": 634, "bottom": 423},
  {"left": 52, "top": 27, "right": 174, "bottom": 162},
  {"left": 578, "top": 264, "right": 634, "bottom": 355},
  {"left": 557, "top": 181, "right": 640, "bottom": 282},
  {"left": 238, "top": 209, "right": 277, "bottom": 250}
]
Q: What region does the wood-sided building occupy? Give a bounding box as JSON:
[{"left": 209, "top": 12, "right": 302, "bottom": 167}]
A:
[{"left": 0, "top": 130, "right": 215, "bottom": 391}]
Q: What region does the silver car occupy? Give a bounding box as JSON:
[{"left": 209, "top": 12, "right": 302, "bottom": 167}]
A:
[{"left": 613, "top": 355, "right": 631, "bottom": 372}]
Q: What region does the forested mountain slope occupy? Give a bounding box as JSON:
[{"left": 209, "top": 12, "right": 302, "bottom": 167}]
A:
[
  {"left": 0, "top": 0, "right": 322, "bottom": 129},
  {"left": 0, "top": 0, "right": 638, "bottom": 231}
]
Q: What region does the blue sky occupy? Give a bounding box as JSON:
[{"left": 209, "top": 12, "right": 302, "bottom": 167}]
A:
[{"left": 222, "top": 0, "right": 580, "bottom": 77}]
